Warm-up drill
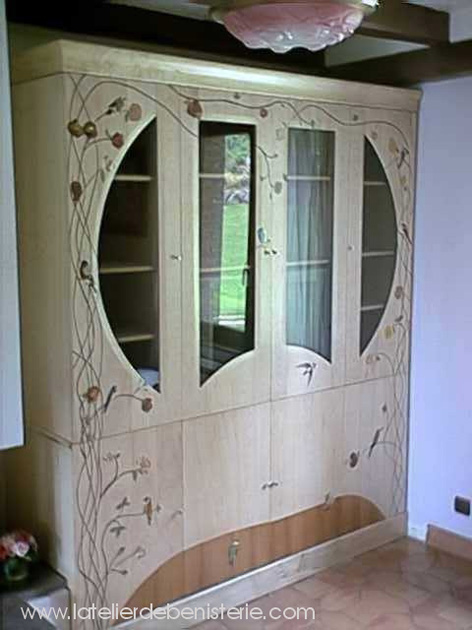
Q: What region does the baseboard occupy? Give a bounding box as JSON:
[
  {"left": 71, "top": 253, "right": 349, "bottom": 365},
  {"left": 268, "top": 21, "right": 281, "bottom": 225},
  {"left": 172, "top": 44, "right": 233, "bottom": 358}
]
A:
[
  {"left": 427, "top": 524, "right": 472, "bottom": 561},
  {"left": 119, "top": 513, "right": 406, "bottom": 630},
  {"left": 408, "top": 522, "right": 428, "bottom": 542}
]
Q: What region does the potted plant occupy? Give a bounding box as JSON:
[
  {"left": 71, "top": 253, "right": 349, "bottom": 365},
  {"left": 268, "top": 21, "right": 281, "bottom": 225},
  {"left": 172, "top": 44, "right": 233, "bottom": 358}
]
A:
[{"left": 0, "top": 530, "right": 38, "bottom": 583}]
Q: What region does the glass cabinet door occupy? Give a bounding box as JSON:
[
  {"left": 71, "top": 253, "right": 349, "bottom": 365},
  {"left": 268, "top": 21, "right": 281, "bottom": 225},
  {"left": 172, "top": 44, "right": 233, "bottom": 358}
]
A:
[
  {"left": 272, "top": 120, "right": 343, "bottom": 401},
  {"left": 286, "top": 129, "right": 335, "bottom": 361},
  {"left": 360, "top": 139, "right": 397, "bottom": 353},
  {"left": 199, "top": 122, "right": 256, "bottom": 384},
  {"left": 98, "top": 119, "right": 160, "bottom": 390}
]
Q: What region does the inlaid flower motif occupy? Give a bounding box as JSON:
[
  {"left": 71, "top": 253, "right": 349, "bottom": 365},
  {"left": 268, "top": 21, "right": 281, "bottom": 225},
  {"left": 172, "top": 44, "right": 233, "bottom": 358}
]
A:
[
  {"left": 187, "top": 99, "right": 203, "bottom": 119},
  {"left": 138, "top": 456, "right": 151, "bottom": 472},
  {"left": 126, "top": 103, "right": 142, "bottom": 122},
  {"left": 104, "top": 452, "right": 120, "bottom": 463},
  {"left": 83, "top": 121, "right": 98, "bottom": 139},
  {"left": 394, "top": 285, "right": 404, "bottom": 300},
  {"left": 389, "top": 137, "right": 399, "bottom": 155},
  {"left": 70, "top": 181, "right": 83, "bottom": 202},
  {"left": 260, "top": 107, "right": 269, "bottom": 118},
  {"left": 384, "top": 325, "right": 395, "bottom": 340},
  {"left": 67, "top": 119, "right": 84, "bottom": 138},
  {"left": 110, "top": 132, "right": 125, "bottom": 149},
  {"left": 84, "top": 386, "right": 101, "bottom": 403},
  {"left": 141, "top": 397, "right": 153, "bottom": 413}
]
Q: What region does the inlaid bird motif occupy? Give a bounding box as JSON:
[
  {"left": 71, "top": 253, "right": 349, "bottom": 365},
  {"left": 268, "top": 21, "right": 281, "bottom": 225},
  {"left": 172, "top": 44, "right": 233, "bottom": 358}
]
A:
[{"left": 368, "top": 428, "right": 383, "bottom": 458}]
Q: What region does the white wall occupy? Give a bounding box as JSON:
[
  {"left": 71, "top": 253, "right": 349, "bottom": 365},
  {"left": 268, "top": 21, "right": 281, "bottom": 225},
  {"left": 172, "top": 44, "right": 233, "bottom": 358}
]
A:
[
  {"left": 409, "top": 76, "right": 472, "bottom": 541},
  {"left": 451, "top": 6, "right": 472, "bottom": 42},
  {"left": 0, "top": 0, "right": 23, "bottom": 452}
]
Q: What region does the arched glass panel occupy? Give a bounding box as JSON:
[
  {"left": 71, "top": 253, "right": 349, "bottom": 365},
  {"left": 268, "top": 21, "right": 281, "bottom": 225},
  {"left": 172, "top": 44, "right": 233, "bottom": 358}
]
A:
[
  {"left": 361, "top": 138, "right": 397, "bottom": 353},
  {"left": 199, "top": 122, "right": 256, "bottom": 385},
  {"left": 286, "top": 128, "right": 335, "bottom": 361},
  {"left": 99, "top": 119, "right": 160, "bottom": 390}
]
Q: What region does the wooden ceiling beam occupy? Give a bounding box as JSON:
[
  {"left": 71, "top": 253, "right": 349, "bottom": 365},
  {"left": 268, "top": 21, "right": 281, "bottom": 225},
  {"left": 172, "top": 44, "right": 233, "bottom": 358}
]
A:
[
  {"left": 324, "top": 39, "right": 472, "bottom": 86},
  {"left": 358, "top": 0, "right": 450, "bottom": 45},
  {"left": 6, "top": 1, "right": 325, "bottom": 74}
]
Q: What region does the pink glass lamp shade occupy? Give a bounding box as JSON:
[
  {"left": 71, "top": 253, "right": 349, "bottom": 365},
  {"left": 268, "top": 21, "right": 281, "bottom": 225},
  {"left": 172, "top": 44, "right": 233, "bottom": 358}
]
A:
[{"left": 220, "top": 2, "right": 372, "bottom": 53}]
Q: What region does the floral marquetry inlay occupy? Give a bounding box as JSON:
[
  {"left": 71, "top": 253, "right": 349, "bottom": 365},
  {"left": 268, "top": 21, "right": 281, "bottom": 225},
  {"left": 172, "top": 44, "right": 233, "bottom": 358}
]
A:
[{"left": 63, "top": 71, "right": 414, "bottom": 628}]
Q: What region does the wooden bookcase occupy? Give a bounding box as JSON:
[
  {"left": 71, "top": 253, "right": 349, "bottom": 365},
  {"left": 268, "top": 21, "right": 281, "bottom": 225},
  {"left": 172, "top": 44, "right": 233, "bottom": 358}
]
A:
[{"left": 8, "top": 40, "right": 419, "bottom": 626}]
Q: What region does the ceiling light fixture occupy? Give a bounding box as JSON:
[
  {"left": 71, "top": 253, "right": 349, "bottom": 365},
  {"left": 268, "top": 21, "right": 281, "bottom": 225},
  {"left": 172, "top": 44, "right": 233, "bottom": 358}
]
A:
[{"left": 211, "top": 0, "right": 379, "bottom": 53}]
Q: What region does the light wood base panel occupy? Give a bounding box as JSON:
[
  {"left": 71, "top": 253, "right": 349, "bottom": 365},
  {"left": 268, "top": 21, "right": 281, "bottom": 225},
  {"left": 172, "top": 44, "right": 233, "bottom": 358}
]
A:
[
  {"left": 427, "top": 524, "right": 472, "bottom": 561},
  {"left": 120, "top": 512, "right": 406, "bottom": 630},
  {"left": 124, "top": 495, "right": 384, "bottom": 613}
]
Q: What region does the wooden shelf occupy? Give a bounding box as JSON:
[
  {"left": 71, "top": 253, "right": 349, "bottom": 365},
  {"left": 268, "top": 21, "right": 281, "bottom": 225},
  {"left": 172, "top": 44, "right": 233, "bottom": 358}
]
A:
[
  {"left": 114, "top": 174, "right": 153, "bottom": 183},
  {"left": 116, "top": 331, "right": 155, "bottom": 344},
  {"left": 364, "top": 181, "right": 387, "bottom": 187},
  {"left": 287, "top": 259, "right": 330, "bottom": 267},
  {"left": 199, "top": 173, "right": 247, "bottom": 180},
  {"left": 286, "top": 175, "right": 331, "bottom": 182},
  {"left": 362, "top": 250, "right": 395, "bottom": 259},
  {"left": 361, "top": 304, "right": 385, "bottom": 313},
  {"left": 100, "top": 263, "right": 155, "bottom": 275},
  {"left": 200, "top": 264, "right": 250, "bottom": 274}
]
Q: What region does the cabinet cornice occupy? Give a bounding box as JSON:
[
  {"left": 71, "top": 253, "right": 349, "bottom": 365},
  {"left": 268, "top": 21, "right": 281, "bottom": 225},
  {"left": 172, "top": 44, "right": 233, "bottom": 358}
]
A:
[{"left": 12, "top": 39, "right": 421, "bottom": 113}]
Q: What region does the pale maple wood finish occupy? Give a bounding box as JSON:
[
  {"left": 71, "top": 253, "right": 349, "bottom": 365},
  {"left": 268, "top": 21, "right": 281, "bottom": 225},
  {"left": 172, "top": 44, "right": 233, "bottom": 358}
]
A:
[
  {"left": 11, "top": 40, "right": 421, "bottom": 112},
  {"left": 8, "top": 40, "right": 418, "bottom": 623},
  {"left": 180, "top": 88, "right": 273, "bottom": 419},
  {"left": 270, "top": 109, "right": 349, "bottom": 399},
  {"left": 13, "top": 76, "right": 74, "bottom": 440},
  {"left": 183, "top": 404, "right": 271, "bottom": 548},
  {"left": 271, "top": 389, "right": 345, "bottom": 521},
  {"left": 345, "top": 109, "right": 415, "bottom": 386},
  {"left": 125, "top": 495, "right": 384, "bottom": 610}
]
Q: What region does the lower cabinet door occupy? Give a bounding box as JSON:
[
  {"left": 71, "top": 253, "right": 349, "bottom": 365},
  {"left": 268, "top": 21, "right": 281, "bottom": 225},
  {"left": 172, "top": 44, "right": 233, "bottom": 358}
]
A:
[
  {"left": 269, "top": 386, "right": 391, "bottom": 561},
  {"left": 183, "top": 403, "right": 271, "bottom": 591},
  {"left": 122, "top": 376, "right": 407, "bottom": 608},
  {"left": 337, "top": 375, "right": 408, "bottom": 520},
  {"left": 270, "top": 389, "right": 345, "bottom": 522}
]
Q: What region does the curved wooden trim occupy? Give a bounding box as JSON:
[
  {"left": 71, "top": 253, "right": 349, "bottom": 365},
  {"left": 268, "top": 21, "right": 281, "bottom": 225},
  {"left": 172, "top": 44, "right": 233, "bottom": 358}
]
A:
[{"left": 123, "top": 495, "right": 384, "bottom": 614}]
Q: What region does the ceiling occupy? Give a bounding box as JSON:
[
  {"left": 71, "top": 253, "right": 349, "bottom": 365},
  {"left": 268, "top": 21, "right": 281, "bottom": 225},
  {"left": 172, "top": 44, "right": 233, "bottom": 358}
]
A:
[
  {"left": 6, "top": 0, "right": 472, "bottom": 86},
  {"left": 409, "top": 0, "right": 471, "bottom": 9},
  {"left": 108, "top": 0, "right": 211, "bottom": 19},
  {"left": 108, "top": 0, "right": 472, "bottom": 18}
]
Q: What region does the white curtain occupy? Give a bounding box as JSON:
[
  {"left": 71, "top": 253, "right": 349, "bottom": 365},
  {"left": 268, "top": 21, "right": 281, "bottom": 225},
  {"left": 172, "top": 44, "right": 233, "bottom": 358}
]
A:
[{"left": 286, "top": 129, "right": 334, "bottom": 361}]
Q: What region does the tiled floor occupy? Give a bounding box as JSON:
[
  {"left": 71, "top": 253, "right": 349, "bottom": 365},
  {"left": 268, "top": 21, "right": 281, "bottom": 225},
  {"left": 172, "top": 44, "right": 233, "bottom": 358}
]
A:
[{"left": 197, "top": 538, "right": 472, "bottom": 630}]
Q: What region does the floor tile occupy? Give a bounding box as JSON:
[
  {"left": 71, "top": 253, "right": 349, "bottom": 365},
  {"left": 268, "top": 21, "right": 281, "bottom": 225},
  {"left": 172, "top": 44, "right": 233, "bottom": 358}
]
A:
[{"left": 193, "top": 538, "right": 472, "bottom": 630}]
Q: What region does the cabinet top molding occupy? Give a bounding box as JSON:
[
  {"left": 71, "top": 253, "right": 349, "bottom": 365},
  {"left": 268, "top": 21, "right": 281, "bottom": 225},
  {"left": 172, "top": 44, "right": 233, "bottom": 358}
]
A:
[{"left": 12, "top": 40, "right": 421, "bottom": 113}]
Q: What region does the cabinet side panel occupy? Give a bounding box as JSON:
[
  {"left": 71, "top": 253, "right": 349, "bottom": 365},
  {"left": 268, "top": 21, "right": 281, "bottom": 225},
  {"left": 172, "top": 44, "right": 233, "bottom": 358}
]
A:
[
  {"left": 5, "top": 430, "right": 76, "bottom": 582},
  {"left": 13, "top": 76, "right": 73, "bottom": 440}
]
